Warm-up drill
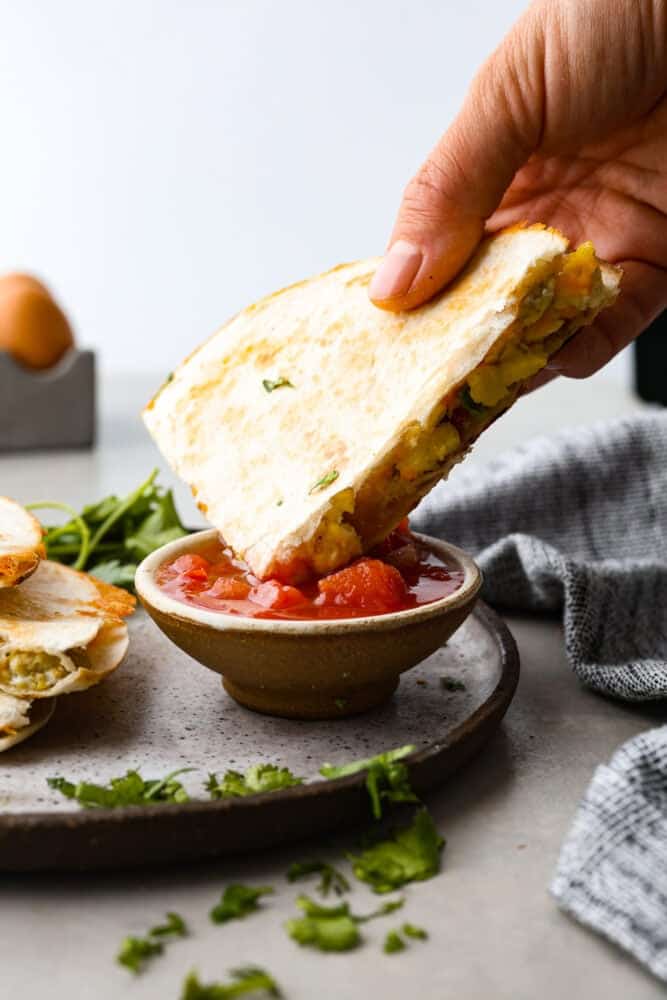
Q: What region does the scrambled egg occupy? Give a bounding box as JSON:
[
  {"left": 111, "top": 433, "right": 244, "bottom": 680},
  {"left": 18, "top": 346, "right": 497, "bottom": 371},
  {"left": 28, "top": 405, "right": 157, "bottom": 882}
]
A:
[
  {"left": 0, "top": 649, "right": 68, "bottom": 693},
  {"left": 301, "top": 487, "right": 361, "bottom": 577},
  {"left": 465, "top": 243, "right": 599, "bottom": 409}
]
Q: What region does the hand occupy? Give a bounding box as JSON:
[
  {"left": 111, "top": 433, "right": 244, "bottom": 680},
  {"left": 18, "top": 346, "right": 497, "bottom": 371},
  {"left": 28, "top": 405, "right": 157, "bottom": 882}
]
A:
[{"left": 369, "top": 0, "right": 667, "bottom": 383}]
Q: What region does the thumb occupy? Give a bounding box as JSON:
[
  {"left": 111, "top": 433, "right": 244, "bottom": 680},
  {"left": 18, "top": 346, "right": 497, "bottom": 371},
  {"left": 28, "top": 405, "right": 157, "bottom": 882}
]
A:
[{"left": 370, "top": 11, "right": 545, "bottom": 311}]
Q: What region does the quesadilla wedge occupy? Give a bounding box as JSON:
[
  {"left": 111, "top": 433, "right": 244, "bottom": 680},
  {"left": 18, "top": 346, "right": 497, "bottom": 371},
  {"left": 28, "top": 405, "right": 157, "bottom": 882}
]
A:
[
  {"left": 144, "top": 224, "right": 621, "bottom": 582},
  {"left": 0, "top": 496, "right": 45, "bottom": 588},
  {"left": 0, "top": 560, "right": 134, "bottom": 699},
  {"left": 0, "top": 693, "right": 55, "bottom": 752}
]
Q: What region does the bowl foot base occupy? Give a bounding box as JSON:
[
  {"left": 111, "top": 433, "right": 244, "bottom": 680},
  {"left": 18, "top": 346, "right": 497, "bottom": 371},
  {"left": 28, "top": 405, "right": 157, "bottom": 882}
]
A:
[{"left": 221, "top": 675, "right": 399, "bottom": 720}]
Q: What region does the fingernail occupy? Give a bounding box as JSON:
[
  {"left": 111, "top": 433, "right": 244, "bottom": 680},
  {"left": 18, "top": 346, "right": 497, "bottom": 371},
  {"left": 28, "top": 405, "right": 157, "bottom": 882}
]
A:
[{"left": 369, "top": 240, "right": 423, "bottom": 301}]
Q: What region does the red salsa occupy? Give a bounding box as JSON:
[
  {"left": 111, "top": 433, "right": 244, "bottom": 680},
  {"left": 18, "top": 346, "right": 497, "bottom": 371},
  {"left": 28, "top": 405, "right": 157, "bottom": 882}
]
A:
[{"left": 157, "top": 522, "right": 464, "bottom": 621}]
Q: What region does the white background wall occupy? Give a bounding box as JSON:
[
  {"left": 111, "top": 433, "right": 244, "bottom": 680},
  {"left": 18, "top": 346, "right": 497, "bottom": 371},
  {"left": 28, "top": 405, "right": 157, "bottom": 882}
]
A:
[{"left": 0, "top": 1, "right": 630, "bottom": 384}]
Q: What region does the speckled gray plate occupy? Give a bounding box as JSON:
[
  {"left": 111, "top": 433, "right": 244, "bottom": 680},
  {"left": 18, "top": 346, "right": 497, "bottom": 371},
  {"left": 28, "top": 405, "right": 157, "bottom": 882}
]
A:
[{"left": 0, "top": 603, "right": 518, "bottom": 871}]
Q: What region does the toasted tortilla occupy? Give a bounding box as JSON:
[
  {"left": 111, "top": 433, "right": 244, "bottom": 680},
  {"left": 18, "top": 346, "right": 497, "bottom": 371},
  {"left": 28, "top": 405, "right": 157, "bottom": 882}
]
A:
[
  {"left": 0, "top": 693, "right": 55, "bottom": 752},
  {"left": 0, "top": 496, "right": 45, "bottom": 588},
  {"left": 0, "top": 560, "right": 135, "bottom": 699},
  {"left": 144, "top": 225, "right": 621, "bottom": 582}
]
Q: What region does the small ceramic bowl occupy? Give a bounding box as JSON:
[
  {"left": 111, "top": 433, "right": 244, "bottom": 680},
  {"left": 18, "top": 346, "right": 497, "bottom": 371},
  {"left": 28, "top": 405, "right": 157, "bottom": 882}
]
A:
[{"left": 136, "top": 529, "right": 482, "bottom": 721}]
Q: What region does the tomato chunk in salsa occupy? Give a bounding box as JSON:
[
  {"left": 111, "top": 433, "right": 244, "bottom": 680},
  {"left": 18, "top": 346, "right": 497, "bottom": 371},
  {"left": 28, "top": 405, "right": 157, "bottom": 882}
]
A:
[{"left": 157, "top": 523, "right": 464, "bottom": 621}]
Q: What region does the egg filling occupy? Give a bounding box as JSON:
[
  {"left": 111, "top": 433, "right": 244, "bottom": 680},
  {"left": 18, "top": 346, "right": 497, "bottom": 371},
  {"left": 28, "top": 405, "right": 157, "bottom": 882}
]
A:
[
  {"left": 272, "top": 243, "right": 606, "bottom": 581},
  {"left": 0, "top": 647, "right": 89, "bottom": 694}
]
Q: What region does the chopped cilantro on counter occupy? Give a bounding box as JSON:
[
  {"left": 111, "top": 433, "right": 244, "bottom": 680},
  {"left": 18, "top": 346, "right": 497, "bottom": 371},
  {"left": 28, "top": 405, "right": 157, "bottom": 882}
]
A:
[
  {"left": 402, "top": 923, "right": 428, "bottom": 940},
  {"left": 354, "top": 898, "right": 404, "bottom": 923},
  {"left": 27, "top": 469, "right": 189, "bottom": 591},
  {"left": 287, "top": 860, "right": 350, "bottom": 897},
  {"left": 285, "top": 895, "right": 360, "bottom": 953},
  {"left": 308, "top": 470, "right": 339, "bottom": 494},
  {"left": 320, "top": 745, "right": 417, "bottom": 819},
  {"left": 181, "top": 966, "right": 281, "bottom": 998},
  {"left": 206, "top": 764, "right": 303, "bottom": 799},
  {"left": 210, "top": 885, "right": 274, "bottom": 924},
  {"left": 117, "top": 935, "right": 163, "bottom": 973},
  {"left": 150, "top": 912, "right": 188, "bottom": 937},
  {"left": 383, "top": 930, "right": 406, "bottom": 954},
  {"left": 285, "top": 893, "right": 404, "bottom": 953},
  {"left": 47, "top": 768, "right": 191, "bottom": 808},
  {"left": 383, "top": 922, "right": 428, "bottom": 954},
  {"left": 349, "top": 807, "right": 445, "bottom": 893},
  {"left": 117, "top": 911, "right": 187, "bottom": 973},
  {"left": 262, "top": 377, "right": 294, "bottom": 393}
]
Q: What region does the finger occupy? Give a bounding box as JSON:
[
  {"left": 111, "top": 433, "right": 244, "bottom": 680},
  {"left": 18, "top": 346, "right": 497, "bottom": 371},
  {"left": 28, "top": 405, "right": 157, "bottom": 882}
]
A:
[
  {"left": 523, "top": 259, "right": 667, "bottom": 390},
  {"left": 370, "top": 9, "right": 545, "bottom": 311}
]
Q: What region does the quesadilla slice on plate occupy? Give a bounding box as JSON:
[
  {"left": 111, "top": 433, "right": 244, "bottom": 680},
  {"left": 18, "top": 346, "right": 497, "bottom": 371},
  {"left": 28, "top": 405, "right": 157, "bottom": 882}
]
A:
[
  {"left": 0, "top": 496, "right": 45, "bottom": 588},
  {"left": 144, "top": 224, "right": 621, "bottom": 582},
  {"left": 0, "top": 560, "right": 134, "bottom": 699},
  {"left": 0, "top": 693, "right": 55, "bottom": 752}
]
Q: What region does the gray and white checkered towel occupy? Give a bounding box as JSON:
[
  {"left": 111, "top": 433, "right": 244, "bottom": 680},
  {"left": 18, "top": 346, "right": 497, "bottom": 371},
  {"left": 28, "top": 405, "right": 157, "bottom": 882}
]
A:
[{"left": 414, "top": 410, "right": 667, "bottom": 983}]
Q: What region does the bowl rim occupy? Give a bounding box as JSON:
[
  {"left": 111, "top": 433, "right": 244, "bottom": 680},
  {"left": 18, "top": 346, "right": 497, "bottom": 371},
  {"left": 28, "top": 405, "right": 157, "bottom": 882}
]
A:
[{"left": 135, "top": 528, "right": 482, "bottom": 635}]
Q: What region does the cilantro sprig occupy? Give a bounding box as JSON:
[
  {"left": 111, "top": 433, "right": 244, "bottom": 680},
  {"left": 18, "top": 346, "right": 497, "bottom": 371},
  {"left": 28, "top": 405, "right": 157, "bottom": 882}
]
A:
[
  {"left": 181, "top": 967, "right": 281, "bottom": 998},
  {"left": 47, "top": 768, "right": 192, "bottom": 808},
  {"left": 27, "top": 469, "right": 189, "bottom": 591},
  {"left": 206, "top": 764, "right": 303, "bottom": 799},
  {"left": 320, "top": 745, "right": 417, "bottom": 819},
  {"left": 210, "top": 885, "right": 274, "bottom": 924},
  {"left": 117, "top": 911, "right": 187, "bottom": 973}
]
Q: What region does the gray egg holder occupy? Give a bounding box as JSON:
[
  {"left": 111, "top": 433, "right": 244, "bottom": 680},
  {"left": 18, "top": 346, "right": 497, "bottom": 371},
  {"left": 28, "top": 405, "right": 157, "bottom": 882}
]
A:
[{"left": 0, "top": 349, "right": 95, "bottom": 451}]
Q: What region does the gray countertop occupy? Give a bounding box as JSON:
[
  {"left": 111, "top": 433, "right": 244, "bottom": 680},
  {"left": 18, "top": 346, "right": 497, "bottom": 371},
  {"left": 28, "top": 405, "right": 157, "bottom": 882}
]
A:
[{"left": 1, "top": 371, "right": 663, "bottom": 999}]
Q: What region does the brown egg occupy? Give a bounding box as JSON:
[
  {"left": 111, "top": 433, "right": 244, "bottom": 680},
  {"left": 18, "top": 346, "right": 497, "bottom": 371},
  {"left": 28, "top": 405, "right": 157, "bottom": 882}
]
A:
[{"left": 0, "top": 273, "right": 75, "bottom": 370}]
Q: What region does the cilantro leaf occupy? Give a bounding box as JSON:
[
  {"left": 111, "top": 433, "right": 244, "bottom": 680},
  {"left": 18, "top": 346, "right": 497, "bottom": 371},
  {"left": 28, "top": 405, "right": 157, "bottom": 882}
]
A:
[
  {"left": 383, "top": 930, "right": 405, "bottom": 954},
  {"left": 308, "top": 470, "right": 339, "bottom": 494},
  {"left": 181, "top": 967, "right": 281, "bottom": 998},
  {"left": 320, "top": 745, "right": 417, "bottom": 819},
  {"left": 47, "top": 768, "right": 191, "bottom": 808},
  {"left": 262, "top": 377, "right": 294, "bottom": 393},
  {"left": 117, "top": 911, "right": 187, "bottom": 974},
  {"left": 285, "top": 895, "right": 360, "bottom": 953},
  {"left": 286, "top": 860, "right": 350, "bottom": 897},
  {"left": 206, "top": 764, "right": 303, "bottom": 799},
  {"left": 348, "top": 807, "right": 445, "bottom": 893},
  {"left": 210, "top": 884, "right": 274, "bottom": 924}
]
